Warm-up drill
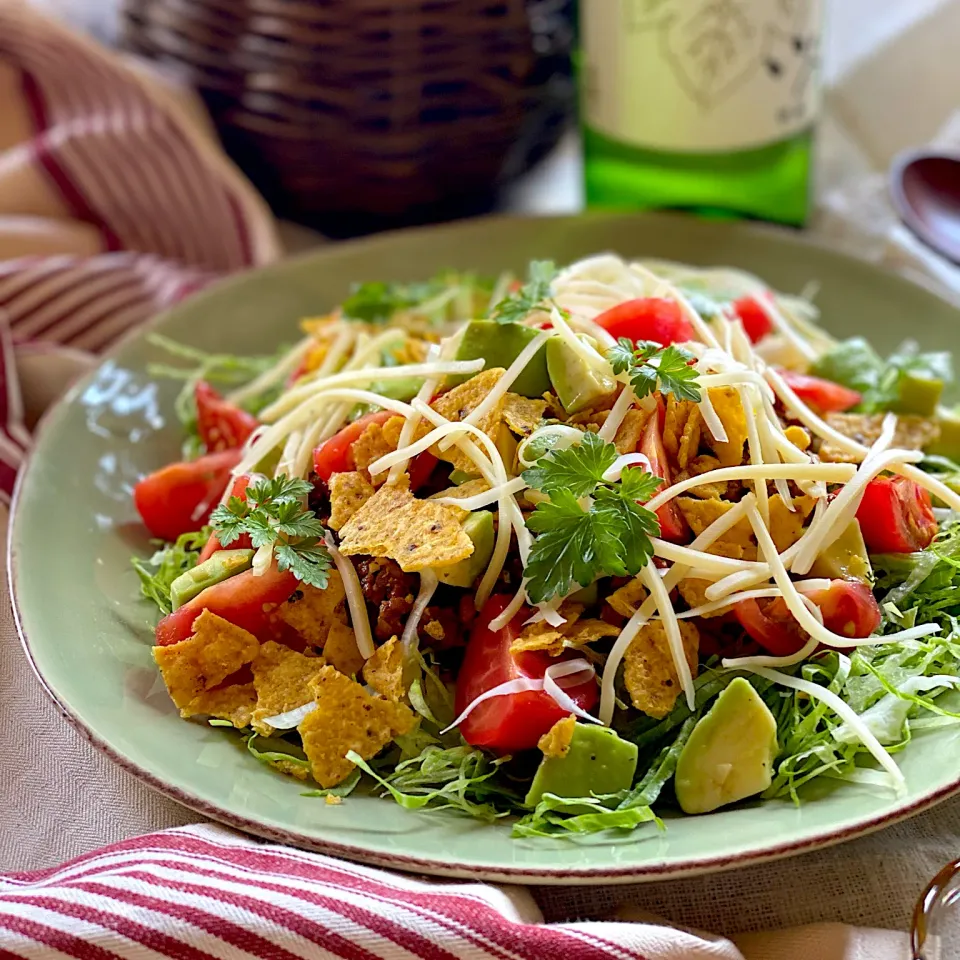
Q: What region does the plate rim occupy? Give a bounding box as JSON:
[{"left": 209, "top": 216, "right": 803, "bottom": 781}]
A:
[{"left": 10, "top": 211, "right": 960, "bottom": 884}]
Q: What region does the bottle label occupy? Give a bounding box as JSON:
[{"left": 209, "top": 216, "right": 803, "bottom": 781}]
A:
[{"left": 581, "top": 0, "right": 822, "bottom": 153}]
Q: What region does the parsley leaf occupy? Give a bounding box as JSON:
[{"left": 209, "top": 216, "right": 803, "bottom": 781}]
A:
[
  {"left": 522, "top": 437, "right": 662, "bottom": 603},
  {"left": 210, "top": 474, "right": 332, "bottom": 589},
  {"left": 342, "top": 280, "right": 440, "bottom": 323},
  {"left": 131, "top": 527, "right": 211, "bottom": 615},
  {"left": 521, "top": 430, "right": 617, "bottom": 498},
  {"left": 608, "top": 338, "right": 701, "bottom": 403},
  {"left": 490, "top": 260, "right": 558, "bottom": 324}
]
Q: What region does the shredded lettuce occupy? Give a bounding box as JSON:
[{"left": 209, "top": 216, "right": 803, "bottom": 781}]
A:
[
  {"left": 512, "top": 794, "right": 660, "bottom": 838},
  {"left": 342, "top": 272, "right": 496, "bottom": 326},
  {"left": 131, "top": 527, "right": 210, "bottom": 614}
]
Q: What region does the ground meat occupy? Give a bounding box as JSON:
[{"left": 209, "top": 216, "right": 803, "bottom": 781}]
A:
[
  {"left": 354, "top": 556, "right": 417, "bottom": 642},
  {"left": 819, "top": 413, "right": 940, "bottom": 462}
]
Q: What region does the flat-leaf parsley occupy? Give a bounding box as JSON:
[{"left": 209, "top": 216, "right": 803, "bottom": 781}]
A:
[
  {"left": 607, "top": 338, "right": 701, "bottom": 403},
  {"left": 490, "top": 260, "right": 558, "bottom": 324}
]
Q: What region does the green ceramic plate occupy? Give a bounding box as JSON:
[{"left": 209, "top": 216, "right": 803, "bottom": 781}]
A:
[{"left": 11, "top": 213, "right": 960, "bottom": 884}]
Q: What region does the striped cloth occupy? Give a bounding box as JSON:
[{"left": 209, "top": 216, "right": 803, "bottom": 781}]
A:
[
  {"left": 0, "top": 824, "right": 744, "bottom": 960},
  {"left": 0, "top": 2, "right": 280, "bottom": 502}
]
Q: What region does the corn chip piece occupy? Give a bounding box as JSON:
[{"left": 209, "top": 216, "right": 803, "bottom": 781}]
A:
[
  {"left": 183, "top": 684, "right": 257, "bottom": 727},
  {"left": 502, "top": 394, "right": 547, "bottom": 437},
  {"left": 362, "top": 636, "right": 405, "bottom": 701},
  {"left": 431, "top": 368, "right": 506, "bottom": 472},
  {"left": 299, "top": 666, "right": 415, "bottom": 788},
  {"left": 251, "top": 640, "right": 325, "bottom": 736},
  {"left": 677, "top": 496, "right": 757, "bottom": 561},
  {"left": 338, "top": 475, "right": 472, "bottom": 572},
  {"left": 677, "top": 578, "right": 722, "bottom": 618},
  {"left": 768, "top": 494, "right": 816, "bottom": 553},
  {"left": 323, "top": 620, "right": 365, "bottom": 678},
  {"left": 538, "top": 715, "right": 576, "bottom": 758},
  {"left": 706, "top": 387, "right": 748, "bottom": 466},
  {"left": 623, "top": 620, "right": 699, "bottom": 719},
  {"left": 351, "top": 416, "right": 407, "bottom": 483},
  {"left": 613, "top": 407, "right": 652, "bottom": 455},
  {"left": 329, "top": 471, "right": 376, "bottom": 531},
  {"left": 270, "top": 574, "right": 347, "bottom": 647},
  {"left": 153, "top": 611, "right": 259, "bottom": 712},
  {"left": 607, "top": 577, "right": 648, "bottom": 618}
]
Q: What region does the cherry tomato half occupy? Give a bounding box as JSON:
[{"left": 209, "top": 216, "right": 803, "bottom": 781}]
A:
[
  {"left": 455, "top": 596, "right": 599, "bottom": 753},
  {"left": 134, "top": 448, "right": 241, "bottom": 542},
  {"left": 735, "top": 579, "right": 881, "bottom": 655},
  {"left": 195, "top": 381, "right": 259, "bottom": 452},
  {"left": 155, "top": 564, "right": 299, "bottom": 647},
  {"left": 732, "top": 295, "right": 774, "bottom": 343},
  {"left": 312, "top": 409, "right": 437, "bottom": 489},
  {"left": 594, "top": 298, "right": 695, "bottom": 347},
  {"left": 857, "top": 476, "right": 938, "bottom": 553},
  {"left": 640, "top": 400, "right": 689, "bottom": 543},
  {"left": 779, "top": 369, "right": 861, "bottom": 414}
]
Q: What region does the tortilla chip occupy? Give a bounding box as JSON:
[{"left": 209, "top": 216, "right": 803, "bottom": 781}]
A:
[
  {"left": 820, "top": 413, "right": 940, "bottom": 463},
  {"left": 607, "top": 577, "right": 648, "bottom": 618},
  {"left": 351, "top": 416, "right": 406, "bottom": 483},
  {"left": 509, "top": 604, "right": 615, "bottom": 656},
  {"left": 153, "top": 611, "right": 259, "bottom": 711},
  {"left": 538, "top": 715, "right": 576, "bottom": 758},
  {"left": 784, "top": 425, "right": 811, "bottom": 452},
  {"left": 768, "top": 494, "right": 815, "bottom": 553},
  {"left": 271, "top": 758, "right": 312, "bottom": 782},
  {"left": 663, "top": 396, "right": 700, "bottom": 463},
  {"left": 510, "top": 621, "right": 565, "bottom": 656},
  {"left": 542, "top": 391, "right": 566, "bottom": 419},
  {"left": 428, "top": 477, "right": 489, "bottom": 501},
  {"left": 677, "top": 406, "right": 703, "bottom": 469},
  {"left": 362, "top": 636, "right": 405, "bottom": 701},
  {"left": 329, "top": 471, "right": 376, "bottom": 531},
  {"left": 565, "top": 619, "right": 620, "bottom": 647},
  {"left": 337, "top": 475, "right": 473, "bottom": 572},
  {"left": 299, "top": 666, "right": 415, "bottom": 788},
  {"left": 270, "top": 574, "right": 347, "bottom": 647},
  {"left": 705, "top": 387, "right": 748, "bottom": 466},
  {"left": 431, "top": 368, "right": 506, "bottom": 472},
  {"left": 183, "top": 683, "right": 257, "bottom": 727},
  {"left": 677, "top": 578, "right": 722, "bottom": 618},
  {"left": 677, "top": 496, "right": 757, "bottom": 561},
  {"left": 251, "top": 640, "right": 325, "bottom": 735},
  {"left": 323, "top": 620, "right": 365, "bottom": 678},
  {"left": 623, "top": 620, "right": 700, "bottom": 719},
  {"left": 502, "top": 394, "right": 546, "bottom": 437},
  {"left": 614, "top": 407, "right": 652, "bottom": 456},
  {"left": 679, "top": 454, "right": 730, "bottom": 500}
]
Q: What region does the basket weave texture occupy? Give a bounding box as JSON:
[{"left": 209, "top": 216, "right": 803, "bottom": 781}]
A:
[{"left": 121, "top": 0, "right": 574, "bottom": 235}]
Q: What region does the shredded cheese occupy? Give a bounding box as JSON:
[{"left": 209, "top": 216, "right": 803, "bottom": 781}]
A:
[
  {"left": 324, "top": 532, "right": 375, "bottom": 660},
  {"left": 640, "top": 564, "right": 696, "bottom": 711}
]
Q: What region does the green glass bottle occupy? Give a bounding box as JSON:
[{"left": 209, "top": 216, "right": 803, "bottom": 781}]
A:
[{"left": 580, "top": 0, "right": 823, "bottom": 226}]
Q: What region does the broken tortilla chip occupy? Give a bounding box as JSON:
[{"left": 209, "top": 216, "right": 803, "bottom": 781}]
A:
[
  {"left": 768, "top": 493, "right": 815, "bottom": 553},
  {"left": 299, "top": 666, "right": 415, "bottom": 788},
  {"left": 362, "top": 636, "right": 406, "bottom": 701},
  {"left": 337, "top": 475, "right": 473, "bottom": 572},
  {"left": 350, "top": 416, "right": 406, "bottom": 484},
  {"left": 329, "top": 471, "right": 376, "bottom": 531},
  {"left": 153, "top": 611, "right": 259, "bottom": 711},
  {"left": 323, "top": 620, "right": 366, "bottom": 678},
  {"left": 677, "top": 496, "right": 757, "bottom": 562},
  {"left": 269, "top": 574, "right": 347, "bottom": 647},
  {"left": 538, "top": 715, "right": 576, "bottom": 758},
  {"left": 428, "top": 477, "right": 489, "bottom": 501},
  {"left": 705, "top": 387, "right": 748, "bottom": 467},
  {"left": 677, "top": 578, "right": 723, "bottom": 618},
  {"left": 607, "top": 578, "right": 647, "bottom": 618},
  {"left": 183, "top": 683, "right": 257, "bottom": 728},
  {"left": 502, "top": 394, "right": 546, "bottom": 437},
  {"left": 430, "top": 368, "right": 506, "bottom": 472},
  {"left": 623, "top": 620, "right": 699, "bottom": 719},
  {"left": 613, "top": 407, "right": 652, "bottom": 455},
  {"left": 251, "top": 640, "right": 325, "bottom": 735}
]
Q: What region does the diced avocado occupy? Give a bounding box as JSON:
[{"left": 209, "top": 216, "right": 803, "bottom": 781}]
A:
[
  {"left": 569, "top": 582, "right": 599, "bottom": 605},
  {"left": 451, "top": 320, "right": 550, "bottom": 398},
  {"left": 809, "top": 521, "right": 872, "bottom": 584},
  {"left": 170, "top": 549, "right": 254, "bottom": 611},
  {"left": 367, "top": 376, "right": 425, "bottom": 402},
  {"left": 675, "top": 677, "right": 778, "bottom": 815},
  {"left": 546, "top": 337, "right": 617, "bottom": 415},
  {"left": 433, "top": 511, "right": 495, "bottom": 588},
  {"left": 524, "top": 724, "right": 638, "bottom": 811},
  {"left": 926, "top": 409, "right": 960, "bottom": 460},
  {"left": 449, "top": 469, "right": 480, "bottom": 485},
  {"left": 890, "top": 371, "right": 943, "bottom": 417},
  {"left": 495, "top": 422, "right": 519, "bottom": 475}
]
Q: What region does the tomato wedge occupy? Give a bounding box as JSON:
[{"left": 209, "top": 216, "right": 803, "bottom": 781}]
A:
[
  {"left": 779, "top": 369, "right": 861, "bottom": 414},
  {"left": 155, "top": 564, "right": 298, "bottom": 646},
  {"left": 732, "top": 295, "right": 774, "bottom": 343},
  {"left": 640, "top": 402, "right": 689, "bottom": 543},
  {"left": 857, "top": 476, "right": 938, "bottom": 553},
  {"left": 195, "top": 381, "right": 259, "bottom": 452},
  {"left": 455, "top": 596, "right": 599, "bottom": 753},
  {"left": 594, "top": 298, "right": 694, "bottom": 346},
  {"left": 197, "top": 474, "right": 252, "bottom": 563},
  {"left": 735, "top": 579, "right": 881, "bottom": 655},
  {"left": 313, "top": 409, "right": 437, "bottom": 488},
  {"left": 134, "top": 449, "right": 240, "bottom": 542}
]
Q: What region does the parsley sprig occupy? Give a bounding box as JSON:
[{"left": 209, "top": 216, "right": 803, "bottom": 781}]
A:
[
  {"left": 210, "top": 476, "right": 332, "bottom": 589},
  {"left": 490, "top": 260, "right": 558, "bottom": 324},
  {"left": 607, "top": 338, "right": 701, "bottom": 403},
  {"left": 522, "top": 433, "right": 663, "bottom": 604}
]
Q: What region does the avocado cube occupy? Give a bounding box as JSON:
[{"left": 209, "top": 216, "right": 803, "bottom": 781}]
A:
[
  {"left": 545, "top": 338, "right": 617, "bottom": 415},
  {"left": 451, "top": 321, "right": 550, "bottom": 398},
  {"left": 524, "top": 724, "right": 638, "bottom": 810},
  {"left": 927, "top": 410, "right": 960, "bottom": 460},
  {"left": 891, "top": 372, "right": 943, "bottom": 417},
  {"left": 433, "top": 511, "right": 495, "bottom": 588},
  {"left": 675, "top": 677, "right": 778, "bottom": 815},
  {"left": 170, "top": 549, "right": 254, "bottom": 611},
  {"left": 809, "top": 521, "right": 872, "bottom": 584}
]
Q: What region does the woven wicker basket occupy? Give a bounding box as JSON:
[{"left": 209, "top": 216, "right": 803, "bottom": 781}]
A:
[{"left": 121, "top": 0, "right": 574, "bottom": 236}]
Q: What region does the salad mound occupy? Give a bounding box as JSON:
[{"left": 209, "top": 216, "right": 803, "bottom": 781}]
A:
[{"left": 132, "top": 255, "right": 960, "bottom": 836}]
